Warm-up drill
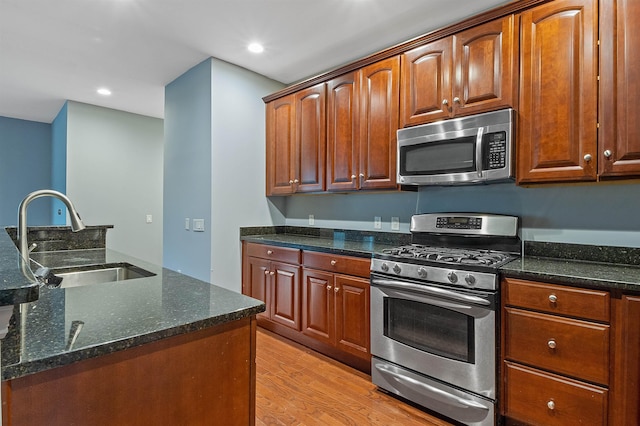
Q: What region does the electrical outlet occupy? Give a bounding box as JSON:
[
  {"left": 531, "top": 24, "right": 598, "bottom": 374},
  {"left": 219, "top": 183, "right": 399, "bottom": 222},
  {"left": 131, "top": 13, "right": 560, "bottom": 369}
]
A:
[
  {"left": 309, "top": 214, "right": 315, "bottom": 225},
  {"left": 193, "top": 219, "right": 205, "bottom": 232},
  {"left": 374, "top": 216, "right": 382, "bottom": 229},
  {"left": 146, "top": 214, "right": 153, "bottom": 224},
  {"left": 391, "top": 217, "right": 400, "bottom": 230}
]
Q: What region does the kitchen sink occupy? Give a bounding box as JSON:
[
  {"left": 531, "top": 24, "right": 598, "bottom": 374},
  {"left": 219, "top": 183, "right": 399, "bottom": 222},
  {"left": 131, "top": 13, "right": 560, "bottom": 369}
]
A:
[{"left": 53, "top": 263, "right": 156, "bottom": 288}]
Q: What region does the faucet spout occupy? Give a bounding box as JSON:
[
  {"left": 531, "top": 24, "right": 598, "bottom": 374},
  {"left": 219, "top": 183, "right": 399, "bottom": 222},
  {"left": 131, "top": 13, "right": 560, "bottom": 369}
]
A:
[{"left": 17, "top": 190, "right": 86, "bottom": 266}]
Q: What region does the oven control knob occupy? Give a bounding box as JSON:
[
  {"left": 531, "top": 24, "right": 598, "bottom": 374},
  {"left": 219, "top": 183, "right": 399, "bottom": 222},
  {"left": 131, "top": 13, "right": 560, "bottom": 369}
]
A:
[
  {"left": 417, "top": 267, "right": 428, "bottom": 278},
  {"left": 465, "top": 274, "right": 476, "bottom": 286},
  {"left": 447, "top": 271, "right": 458, "bottom": 283},
  {"left": 393, "top": 264, "right": 402, "bottom": 274},
  {"left": 380, "top": 263, "right": 389, "bottom": 272}
]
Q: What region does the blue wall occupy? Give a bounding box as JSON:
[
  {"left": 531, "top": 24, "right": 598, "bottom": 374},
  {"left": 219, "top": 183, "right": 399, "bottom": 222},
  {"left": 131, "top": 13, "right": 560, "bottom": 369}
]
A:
[
  {"left": 0, "top": 116, "right": 52, "bottom": 226},
  {"left": 285, "top": 180, "right": 640, "bottom": 248},
  {"left": 163, "top": 59, "right": 213, "bottom": 281},
  {"left": 51, "top": 103, "right": 68, "bottom": 225}
]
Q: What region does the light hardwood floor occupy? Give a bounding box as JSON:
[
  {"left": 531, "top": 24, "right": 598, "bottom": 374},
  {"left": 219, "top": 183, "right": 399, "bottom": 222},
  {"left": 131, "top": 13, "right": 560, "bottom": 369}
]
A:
[{"left": 255, "top": 329, "right": 454, "bottom": 426}]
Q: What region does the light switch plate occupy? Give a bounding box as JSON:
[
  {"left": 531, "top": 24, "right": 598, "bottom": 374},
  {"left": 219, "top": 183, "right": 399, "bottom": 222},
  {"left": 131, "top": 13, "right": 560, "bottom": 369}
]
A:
[
  {"left": 374, "top": 216, "right": 382, "bottom": 229},
  {"left": 309, "top": 214, "right": 315, "bottom": 225},
  {"left": 193, "top": 219, "right": 205, "bottom": 232},
  {"left": 391, "top": 217, "right": 400, "bottom": 230},
  {"left": 185, "top": 218, "right": 190, "bottom": 230},
  {"left": 146, "top": 214, "right": 153, "bottom": 224}
]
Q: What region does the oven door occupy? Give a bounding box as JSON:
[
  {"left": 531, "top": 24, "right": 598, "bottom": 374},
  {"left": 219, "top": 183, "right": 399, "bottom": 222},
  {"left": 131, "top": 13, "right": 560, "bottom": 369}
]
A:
[{"left": 370, "top": 273, "right": 496, "bottom": 399}]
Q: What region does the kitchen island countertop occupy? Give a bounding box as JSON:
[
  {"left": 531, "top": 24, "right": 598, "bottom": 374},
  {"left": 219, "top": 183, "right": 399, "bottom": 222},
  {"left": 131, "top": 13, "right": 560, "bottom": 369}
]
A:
[{"left": 0, "top": 229, "right": 265, "bottom": 381}]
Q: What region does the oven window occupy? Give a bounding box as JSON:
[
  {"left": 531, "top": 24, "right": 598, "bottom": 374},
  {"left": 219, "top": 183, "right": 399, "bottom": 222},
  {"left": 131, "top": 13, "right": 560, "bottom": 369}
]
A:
[
  {"left": 383, "top": 297, "right": 474, "bottom": 363},
  {"left": 400, "top": 137, "right": 476, "bottom": 175}
]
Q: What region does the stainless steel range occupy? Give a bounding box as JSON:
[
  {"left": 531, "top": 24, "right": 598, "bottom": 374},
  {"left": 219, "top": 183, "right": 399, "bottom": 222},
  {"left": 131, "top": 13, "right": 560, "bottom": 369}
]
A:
[{"left": 370, "top": 213, "right": 520, "bottom": 426}]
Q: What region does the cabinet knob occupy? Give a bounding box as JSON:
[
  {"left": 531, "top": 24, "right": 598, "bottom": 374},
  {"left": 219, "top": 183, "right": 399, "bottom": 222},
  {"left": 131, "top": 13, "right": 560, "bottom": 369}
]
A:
[
  {"left": 584, "top": 153, "right": 592, "bottom": 162},
  {"left": 604, "top": 149, "right": 612, "bottom": 158},
  {"left": 351, "top": 175, "right": 357, "bottom": 180},
  {"left": 547, "top": 400, "right": 555, "bottom": 410},
  {"left": 334, "top": 286, "right": 339, "bottom": 293},
  {"left": 359, "top": 173, "right": 365, "bottom": 178},
  {"left": 294, "top": 178, "right": 299, "bottom": 184},
  {"left": 330, "top": 260, "right": 337, "bottom": 266},
  {"left": 267, "top": 250, "right": 273, "bottom": 255},
  {"left": 269, "top": 271, "right": 275, "bottom": 276},
  {"left": 289, "top": 180, "right": 294, "bottom": 185},
  {"left": 264, "top": 270, "right": 269, "bottom": 275},
  {"left": 548, "top": 294, "right": 558, "bottom": 304},
  {"left": 547, "top": 339, "right": 557, "bottom": 349},
  {"left": 453, "top": 97, "right": 461, "bottom": 104},
  {"left": 442, "top": 99, "right": 449, "bottom": 106},
  {"left": 327, "top": 285, "right": 332, "bottom": 291}
]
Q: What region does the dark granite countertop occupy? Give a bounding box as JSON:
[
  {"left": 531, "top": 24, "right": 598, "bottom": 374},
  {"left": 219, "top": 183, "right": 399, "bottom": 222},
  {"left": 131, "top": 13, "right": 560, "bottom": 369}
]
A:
[
  {"left": 240, "top": 226, "right": 409, "bottom": 257},
  {"left": 501, "top": 242, "right": 640, "bottom": 293},
  {"left": 241, "top": 227, "right": 640, "bottom": 293},
  {"left": 0, "top": 229, "right": 265, "bottom": 381},
  {"left": 0, "top": 230, "right": 40, "bottom": 306}
]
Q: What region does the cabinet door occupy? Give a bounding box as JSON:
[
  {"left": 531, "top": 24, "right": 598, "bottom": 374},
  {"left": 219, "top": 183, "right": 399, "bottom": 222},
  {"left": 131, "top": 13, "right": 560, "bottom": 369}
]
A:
[
  {"left": 301, "top": 269, "right": 334, "bottom": 345},
  {"left": 327, "top": 72, "right": 359, "bottom": 191},
  {"left": 270, "top": 261, "right": 301, "bottom": 330},
  {"left": 266, "top": 95, "right": 296, "bottom": 195},
  {"left": 295, "top": 83, "right": 326, "bottom": 192},
  {"left": 517, "top": 0, "right": 598, "bottom": 184},
  {"left": 452, "top": 15, "right": 517, "bottom": 116},
  {"left": 359, "top": 56, "right": 400, "bottom": 190},
  {"left": 243, "top": 256, "right": 270, "bottom": 321},
  {"left": 334, "top": 275, "right": 370, "bottom": 360},
  {"left": 599, "top": 0, "right": 640, "bottom": 177},
  {"left": 610, "top": 294, "right": 640, "bottom": 425},
  {"left": 400, "top": 38, "right": 452, "bottom": 127}
]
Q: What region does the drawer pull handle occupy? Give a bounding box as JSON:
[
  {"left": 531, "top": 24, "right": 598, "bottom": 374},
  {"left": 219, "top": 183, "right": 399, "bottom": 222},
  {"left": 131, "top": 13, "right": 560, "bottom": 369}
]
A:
[
  {"left": 547, "top": 400, "right": 555, "bottom": 410},
  {"left": 547, "top": 339, "right": 557, "bottom": 349},
  {"left": 267, "top": 250, "right": 273, "bottom": 255},
  {"left": 330, "top": 260, "right": 337, "bottom": 266},
  {"left": 548, "top": 294, "right": 558, "bottom": 304}
]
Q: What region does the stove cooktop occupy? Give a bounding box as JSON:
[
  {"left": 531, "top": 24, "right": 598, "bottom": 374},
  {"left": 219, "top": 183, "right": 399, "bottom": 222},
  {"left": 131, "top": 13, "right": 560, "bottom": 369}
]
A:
[{"left": 380, "top": 244, "right": 516, "bottom": 268}]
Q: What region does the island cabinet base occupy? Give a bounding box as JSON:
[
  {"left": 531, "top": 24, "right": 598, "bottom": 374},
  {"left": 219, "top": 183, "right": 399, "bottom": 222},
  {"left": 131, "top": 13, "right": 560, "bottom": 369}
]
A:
[{"left": 2, "top": 317, "right": 258, "bottom": 426}]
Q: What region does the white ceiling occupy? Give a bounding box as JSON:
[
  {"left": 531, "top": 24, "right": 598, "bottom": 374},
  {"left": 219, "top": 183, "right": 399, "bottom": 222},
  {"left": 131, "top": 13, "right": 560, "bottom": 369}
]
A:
[{"left": 0, "top": 0, "right": 512, "bottom": 123}]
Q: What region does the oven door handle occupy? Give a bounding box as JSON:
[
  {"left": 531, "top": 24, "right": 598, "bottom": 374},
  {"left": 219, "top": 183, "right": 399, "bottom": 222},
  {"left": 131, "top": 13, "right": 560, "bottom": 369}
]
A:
[
  {"left": 376, "top": 364, "right": 491, "bottom": 410},
  {"left": 370, "top": 278, "right": 491, "bottom": 306}
]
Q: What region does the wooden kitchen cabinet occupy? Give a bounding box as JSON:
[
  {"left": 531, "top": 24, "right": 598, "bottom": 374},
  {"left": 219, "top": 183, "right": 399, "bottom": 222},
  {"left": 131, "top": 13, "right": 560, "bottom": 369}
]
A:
[
  {"left": 301, "top": 251, "right": 370, "bottom": 362},
  {"left": 400, "top": 15, "right": 517, "bottom": 127},
  {"left": 517, "top": 0, "right": 599, "bottom": 184},
  {"left": 242, "top": 242, "right": 372, "bottom": 372},
  {"left": 327, "top": 56, "right": 400, "bottom": 191},
  {"left": 599, "top": 0, "right": 640, "bottom": 178},
  {"left": 266, "top": 83, "right": 326, "bottom": 195},
  {"left": 242, "top": 243, "right": 301, "bottom": 331},
  {"left": 502, "top": 278, "right": 611, "bottom": 425}
]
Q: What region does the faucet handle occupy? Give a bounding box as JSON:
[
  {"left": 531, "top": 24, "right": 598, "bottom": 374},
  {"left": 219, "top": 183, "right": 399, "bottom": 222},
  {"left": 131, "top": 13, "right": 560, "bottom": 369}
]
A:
[{"left": 28, "top": 243, "right": 37, "bottom": 253}]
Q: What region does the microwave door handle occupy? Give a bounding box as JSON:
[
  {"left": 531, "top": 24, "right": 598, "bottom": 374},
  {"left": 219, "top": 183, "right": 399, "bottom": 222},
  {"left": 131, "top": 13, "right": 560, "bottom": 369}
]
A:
[
  {"left": 475, "top": 127, "right": 484, "bottom": 179},
  {"left": 370, "top": 278, "right": 491, "bottom": 306}
]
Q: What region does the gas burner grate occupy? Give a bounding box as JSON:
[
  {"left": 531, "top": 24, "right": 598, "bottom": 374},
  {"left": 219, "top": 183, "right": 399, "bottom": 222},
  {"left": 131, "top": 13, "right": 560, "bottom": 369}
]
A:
[{"left": 381, "top": 244, "right": 513, "bottom": 267}]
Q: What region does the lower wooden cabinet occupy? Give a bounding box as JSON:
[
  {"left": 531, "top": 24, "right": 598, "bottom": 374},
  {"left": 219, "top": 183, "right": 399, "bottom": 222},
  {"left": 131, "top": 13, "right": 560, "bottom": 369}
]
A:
[
  {"left": 502, "top": 277, "right": 640, "bottom": 426},
  {"left": 242, "top": 242, "right": 371, "bottom": 372},
  {"left": 302, "top": 269, "right": 370, "bottom": 361}
]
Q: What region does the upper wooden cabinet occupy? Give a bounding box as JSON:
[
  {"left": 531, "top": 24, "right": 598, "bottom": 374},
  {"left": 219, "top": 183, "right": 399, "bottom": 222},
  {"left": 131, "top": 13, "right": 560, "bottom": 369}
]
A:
[
  {"left": 599, "top": 0, "right": 640, "bottom": 178},
  {"left": 266, "top": 83, "right": 326, "bottom": 195},
  {"left": 400, "top": 15, "right": 518, "bottom": 127},
  {"left": 327, "top": 56, "right": 400, "bottom": 191},
  {"left": 517, "top": 0, "right": 599, "bottom": 184}
]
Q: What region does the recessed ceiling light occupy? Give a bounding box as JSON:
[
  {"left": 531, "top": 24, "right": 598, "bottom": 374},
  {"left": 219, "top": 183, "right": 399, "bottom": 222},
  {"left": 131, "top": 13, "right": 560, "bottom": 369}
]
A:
[
  {"left": 247, "top": 42, "right": 264, "bottom": 54},
  {"left": 97, "top": 88, "right": 112, "bottom": 96}
]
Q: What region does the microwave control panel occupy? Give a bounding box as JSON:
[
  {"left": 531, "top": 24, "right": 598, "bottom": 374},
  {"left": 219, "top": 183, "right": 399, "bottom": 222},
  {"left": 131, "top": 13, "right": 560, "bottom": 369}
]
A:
[{"left": 483, "top": 131, "right": 507, "bottom": 169}]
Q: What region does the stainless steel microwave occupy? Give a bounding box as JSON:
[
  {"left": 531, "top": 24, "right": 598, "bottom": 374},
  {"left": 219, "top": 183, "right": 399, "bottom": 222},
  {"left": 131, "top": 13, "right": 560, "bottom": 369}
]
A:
[{"left": 397, "top": 108, "right": 515, "bottom": 186}]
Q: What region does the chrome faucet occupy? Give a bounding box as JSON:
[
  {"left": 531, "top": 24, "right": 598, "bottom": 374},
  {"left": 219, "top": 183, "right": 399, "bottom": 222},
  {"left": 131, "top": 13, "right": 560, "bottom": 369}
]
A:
[{"left": 17, "top": 190, "right": 86, "bottom": 266}]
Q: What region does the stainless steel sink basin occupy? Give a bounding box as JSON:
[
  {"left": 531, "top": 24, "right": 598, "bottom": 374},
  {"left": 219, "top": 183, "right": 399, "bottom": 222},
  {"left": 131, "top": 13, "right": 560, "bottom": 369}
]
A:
[{"left": 53, "top": 263, "right": 156, "bottom": 288}]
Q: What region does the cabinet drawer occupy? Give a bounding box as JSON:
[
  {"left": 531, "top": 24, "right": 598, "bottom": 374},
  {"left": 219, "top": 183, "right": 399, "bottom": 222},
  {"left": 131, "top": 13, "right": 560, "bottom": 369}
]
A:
[
  {"left": 302, "top": 251, "right": 371, "bottom": 278},
  {"left": 503, "top": 278, "right": 610, "bottom": 322},
  {"left": 504, "top": 361, "right": 608, "bottom": 426},
  {"left": 505, "top": 308, "right": 609, "bottom": 385},
  {"left": 245, "top": 242, "right": 300, "bottom": 264}
]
